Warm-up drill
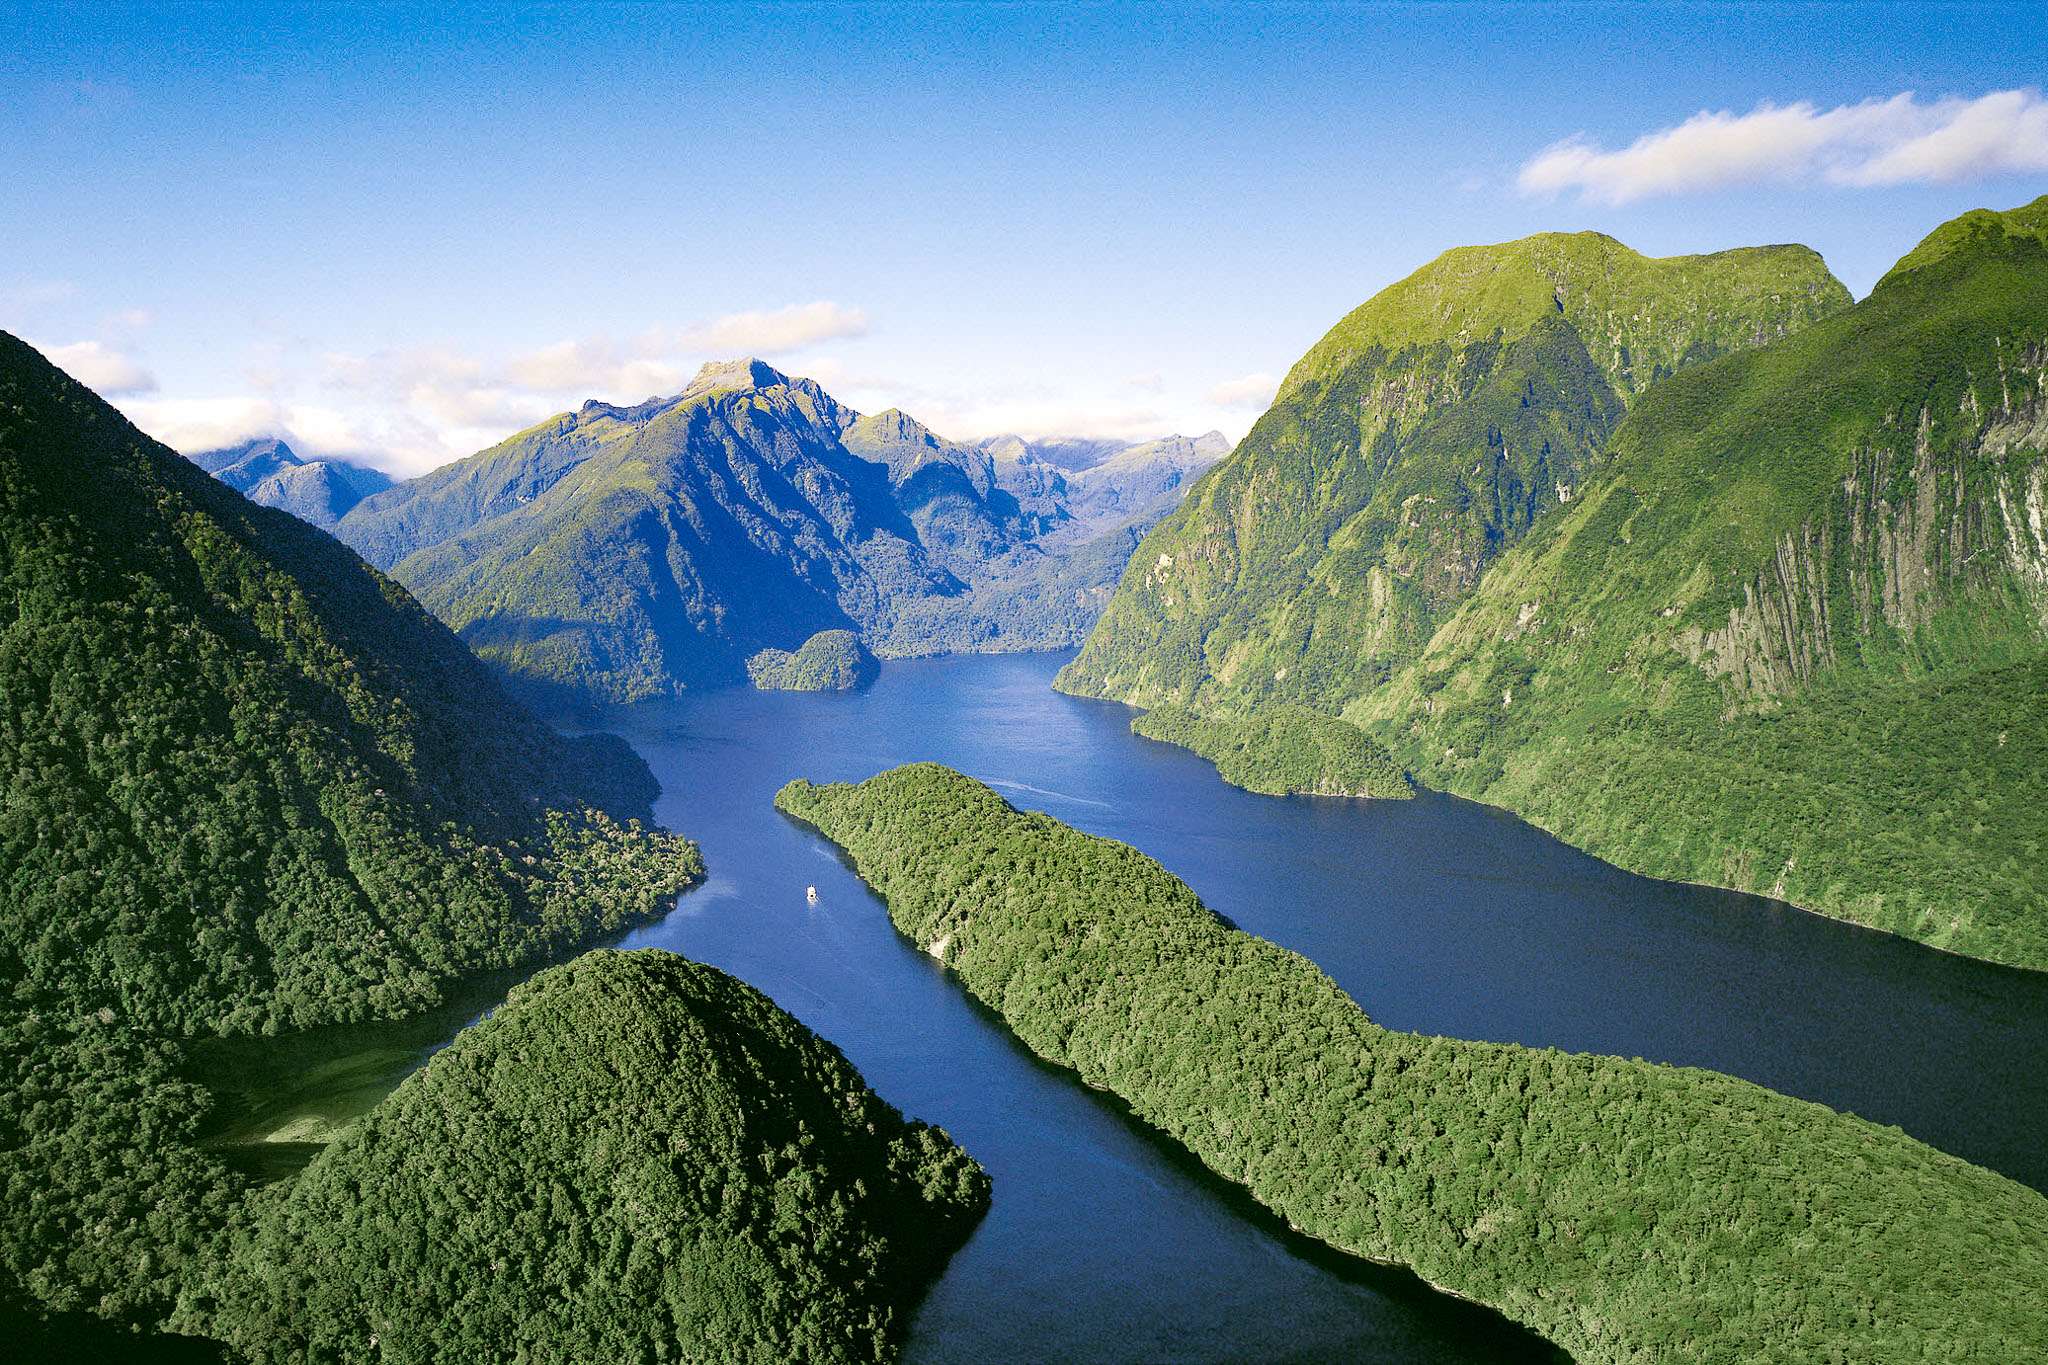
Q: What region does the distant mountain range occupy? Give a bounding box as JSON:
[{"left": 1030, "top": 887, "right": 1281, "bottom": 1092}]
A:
[
  {"left": 320, "top": 359, "right": 1225, "bottom": 707},
  {"left": 1061, "top": 198, "right": 2048, "bottom": 972},
  {"left": 187, "top": 436, "right": 393, "bottom": 529}
]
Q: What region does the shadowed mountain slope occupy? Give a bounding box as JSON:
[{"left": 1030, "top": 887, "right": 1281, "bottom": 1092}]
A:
[{"left": 0, "top": 331, "right": 701, "bottom": 1035}]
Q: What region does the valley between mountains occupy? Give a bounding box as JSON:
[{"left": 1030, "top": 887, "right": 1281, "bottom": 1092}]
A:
[{"left": 4, "top": 197, "right": 2046, "bottom": 1363}]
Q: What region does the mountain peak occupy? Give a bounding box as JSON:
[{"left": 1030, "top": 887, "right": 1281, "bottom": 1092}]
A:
[
  {"left": 1872, "top": 194, "right": 2048, "bottom": 295},
  {"left": 186, "top": 434, "right": 301, "bottom": 475},
  {"left": 687, "top": 357, "right": 792, "bottom": 395},
  {"left": 858, "top": 408, "right": 936, "bottom": 444}
]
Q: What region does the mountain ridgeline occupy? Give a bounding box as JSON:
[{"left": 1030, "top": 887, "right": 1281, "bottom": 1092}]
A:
[
  {"left": 330, "top": 361, "right": 1224, "bottom": 707},
  {"left": 1061, "top": 201, "right": 2048, "bottom": 970},
  {"left": 777, "top": 765, "right": 2048, "bottom": 1365}
]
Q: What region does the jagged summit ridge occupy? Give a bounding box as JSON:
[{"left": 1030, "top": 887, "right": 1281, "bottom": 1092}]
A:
[
  {"left": 186, "top": 434, "right": 394, "bottom": 529},
  {"left": 331, "top": 361, "right": 1229, "bottom": 702},
  {"left": 687, "top": 355, "right": 796, "bottom": 395}
]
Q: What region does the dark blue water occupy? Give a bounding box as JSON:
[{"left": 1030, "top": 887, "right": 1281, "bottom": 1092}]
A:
[{"left": 604, "top": 649, "right": 2048, "bottom": 1363}]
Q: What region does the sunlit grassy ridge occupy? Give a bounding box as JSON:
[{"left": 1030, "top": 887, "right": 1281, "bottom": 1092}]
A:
[{"left": 779, "top": 763, "right": 2048, "bottom": 1365}]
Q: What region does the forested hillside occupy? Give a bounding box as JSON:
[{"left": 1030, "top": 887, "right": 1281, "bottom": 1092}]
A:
[
  {"left": 0, "top": 332, "right": 701, "bottom": 1034},
  {"left": 779, "top": 764, "right": 2048, "bottom": 1365},
  {"left": 186, "top": 950, "right": 988, "bottom": 1364}
]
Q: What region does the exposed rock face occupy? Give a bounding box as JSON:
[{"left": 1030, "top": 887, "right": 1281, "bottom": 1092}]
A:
[{"left": 1680, "top": 373, "right": 2048, "bottom": 709}]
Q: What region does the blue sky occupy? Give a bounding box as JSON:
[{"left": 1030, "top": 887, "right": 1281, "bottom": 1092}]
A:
[{"left": 5, "top": 2, "right": 2044, "bottom": 474}]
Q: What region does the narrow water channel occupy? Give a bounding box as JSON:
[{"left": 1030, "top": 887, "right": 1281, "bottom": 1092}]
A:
[{"left": 206, "top": 648, "right": 2048, "bottom": 1361}]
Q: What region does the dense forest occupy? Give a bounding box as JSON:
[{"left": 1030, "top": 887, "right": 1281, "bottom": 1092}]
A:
[
  {"left": 184, "top": 950, "right": 989, "bottom": 1364},
  {"left": 1132, "top": 701, "right": 1414, "bottom": 798},
  {"left": 746, "top": 629, "right": 880, "bottom": 691},
  {"left": 0, "top": 331, "right": 702, "bottom": 1034},
  {"left": 778, "top": 763, "right": 2048, "bottom": 1365}
]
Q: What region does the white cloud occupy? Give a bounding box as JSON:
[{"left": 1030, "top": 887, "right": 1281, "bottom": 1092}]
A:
[
  {"left": 116, "top": 390, "right": 512, "bottom": 479},
  {"left": 501, "top": 338, "right": 691, "bottom": 399},
  {"left": 119, "top": 395, "right": 285, "bottom": 452},
  {"left": 43, "top": 340, "right": 157, "bottom": 396},
  {"left": 291, "top": 304, "right": 865, "bottom": 475},
  {"left": 1519, "top": 89, "right": 2048, "bottom": 205},
  {"left": 1204, "top": 372, "right": 1280, "bottom": 409},
  {"left": 636, "top": 301, "right": 871, "bottom": 358}
]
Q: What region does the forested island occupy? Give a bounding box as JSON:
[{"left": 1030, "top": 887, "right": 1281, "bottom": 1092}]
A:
[{"left": 778, "top": 763, "right": 2048, "bottom": 1365}]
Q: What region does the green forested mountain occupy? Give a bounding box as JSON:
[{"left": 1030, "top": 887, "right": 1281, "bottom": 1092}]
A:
[
  {"left": 188, "top": 438, "right": 393, "bottom": 531},
  {"left": 186, "top": 949, "right": 989, "bottom": 1365},
  {"left": 1059, "top": 230, "right": 1848, "bottom": 715},
  {"left": 0, "top": 332, "right": 702, "bottom": 1034},
  {"left": 1059, "top": 202, "right": 2048, "bottom": 969},
  {"left": 778, "top": 764, "right": 2048, "bottom": 1365},
  {"left": 331, "top": 363, "right": 1223, "bottom": 705},
  {"left": 1340, "top": 197, "right": 2048, "bottom": 968}
]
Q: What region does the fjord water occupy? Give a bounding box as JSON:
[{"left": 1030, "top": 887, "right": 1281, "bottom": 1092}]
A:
[{"left": 605, "top": 650, "right": 2048, "bottom": 1362}]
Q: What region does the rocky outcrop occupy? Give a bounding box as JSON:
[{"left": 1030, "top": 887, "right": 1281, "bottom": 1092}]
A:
[{"left": 1681, "top": 370, "right": 2048, "bottom": 708}]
